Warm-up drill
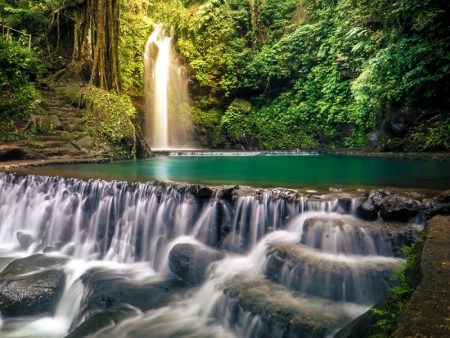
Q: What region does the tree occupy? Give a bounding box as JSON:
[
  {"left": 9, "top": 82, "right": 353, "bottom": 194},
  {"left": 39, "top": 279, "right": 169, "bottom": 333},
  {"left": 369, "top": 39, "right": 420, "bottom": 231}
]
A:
[{"left": 50, "top": 0, "right": 121, "bottom": 92}]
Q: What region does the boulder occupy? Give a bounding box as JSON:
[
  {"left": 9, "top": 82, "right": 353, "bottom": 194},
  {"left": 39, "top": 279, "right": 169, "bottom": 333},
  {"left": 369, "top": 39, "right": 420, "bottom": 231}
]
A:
[
  {"left": 0, "top": 254, "right": 67, "bottom": 317},
  {"left": 379, "top": 195, "right": 422, "bottom": 222},
  {"left": 72, "top": 268, "right": 186, "bottom": 337},
  {"left": 354, "top": 197, "right": 378, "bottom": 220},
  {"left": 168, "top": 243, "right": 225, "bottom": 285},
  {"left": 74, "top": 136, "right": 95, "bottom": 150},
  {"left": 80, "top": 268, "right": 187, "bottom": 317},
  {"left": 354, "top": 190, "right": 424, "bottom": 222},
  {"left": 16, "top": 231, "right": 35, "bottom": 250}
]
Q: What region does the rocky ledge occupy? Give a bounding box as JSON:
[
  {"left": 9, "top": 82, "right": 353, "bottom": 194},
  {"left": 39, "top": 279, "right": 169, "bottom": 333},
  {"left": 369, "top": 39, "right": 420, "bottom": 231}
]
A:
[{"left": 335, "top": 215, "right": 450, "bottom": 337}]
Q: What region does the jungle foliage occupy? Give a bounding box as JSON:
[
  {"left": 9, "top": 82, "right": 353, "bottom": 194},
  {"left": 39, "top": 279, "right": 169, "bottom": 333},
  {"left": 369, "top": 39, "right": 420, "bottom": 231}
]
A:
[
  {"left": 0, "top": 0, "right": 449, "bottom": 151},
  {"left": 147, "top": 0, "right": 450, "bottom": 150}
]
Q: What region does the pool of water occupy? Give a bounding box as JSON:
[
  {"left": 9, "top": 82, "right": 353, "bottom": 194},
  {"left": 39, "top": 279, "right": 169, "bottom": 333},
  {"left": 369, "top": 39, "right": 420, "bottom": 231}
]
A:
[{"left": 17, "top": 154, "right": 450, "bottom": 191}]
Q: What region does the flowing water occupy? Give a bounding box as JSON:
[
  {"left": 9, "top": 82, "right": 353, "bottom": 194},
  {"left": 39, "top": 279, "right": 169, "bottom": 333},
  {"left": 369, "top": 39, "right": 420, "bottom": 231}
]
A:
[
  {"left": 144, "top": 25, "right": 192, "bottom": 150},
  {"left": 0, "top": 173, "right": 416, "bottom": 337}
]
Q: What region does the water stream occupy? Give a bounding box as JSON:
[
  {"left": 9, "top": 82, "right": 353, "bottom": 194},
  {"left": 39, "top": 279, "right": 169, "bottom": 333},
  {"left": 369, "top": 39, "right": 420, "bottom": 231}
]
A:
[{"left": 0, "top": 173, "right": 413, "bottom": 337}]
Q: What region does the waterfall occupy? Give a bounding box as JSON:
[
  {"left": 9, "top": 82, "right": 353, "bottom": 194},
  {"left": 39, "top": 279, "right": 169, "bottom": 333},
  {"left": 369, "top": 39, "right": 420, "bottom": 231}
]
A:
[
  {"left": 0, "top": 173, "right": 414, "bottom": 337},
  {"left": 144, "top": 25, "right": 192, "bottom": 150}
]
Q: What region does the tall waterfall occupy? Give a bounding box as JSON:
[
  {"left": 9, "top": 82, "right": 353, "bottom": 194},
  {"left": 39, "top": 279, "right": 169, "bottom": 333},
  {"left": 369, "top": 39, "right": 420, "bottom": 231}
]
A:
[
  {"left": 144, "top": 25, "right": 192, "bottom": 150},
  {"left": 0, "top": 173, "right": 416, "bottom": 338}
]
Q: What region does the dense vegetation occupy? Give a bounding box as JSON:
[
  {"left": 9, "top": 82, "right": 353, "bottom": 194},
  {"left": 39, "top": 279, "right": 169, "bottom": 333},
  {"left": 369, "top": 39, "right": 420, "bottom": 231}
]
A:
[
  {"left": 149, "top": 0, "right": 450, "bottom": 150},
  {"left": 0, "top": 0, "right": 449, "bottom": 153}
]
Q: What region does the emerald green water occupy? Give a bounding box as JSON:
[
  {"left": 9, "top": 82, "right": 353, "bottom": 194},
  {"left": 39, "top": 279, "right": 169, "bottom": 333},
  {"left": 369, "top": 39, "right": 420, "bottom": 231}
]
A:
[{"left": 21, "top": 154, "right": 450, "bottom": 191}]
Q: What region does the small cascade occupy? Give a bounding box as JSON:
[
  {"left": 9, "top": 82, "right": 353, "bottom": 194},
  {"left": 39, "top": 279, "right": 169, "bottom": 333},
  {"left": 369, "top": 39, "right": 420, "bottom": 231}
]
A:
[
  {"left": 144, "top": 25, "right": 192, "bottom": 150},
  {"left": 0, "top": 173, "right": 416, "bottom": 338},
  {"left": 0, "top": 174, "right": 343, "bottom": 266}
]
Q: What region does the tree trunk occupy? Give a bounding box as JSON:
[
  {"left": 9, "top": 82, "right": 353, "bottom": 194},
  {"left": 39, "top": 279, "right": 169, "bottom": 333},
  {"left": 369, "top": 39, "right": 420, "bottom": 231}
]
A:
[{"left": 50, "top": 0, "right": 121, "bottom": 93}]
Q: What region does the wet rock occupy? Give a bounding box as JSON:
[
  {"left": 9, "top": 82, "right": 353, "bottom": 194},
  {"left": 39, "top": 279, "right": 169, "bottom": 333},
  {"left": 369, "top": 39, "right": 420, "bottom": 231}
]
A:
[
  {"left": 379, "top": 195, "right": 422, "bottom": 222},
  {"left": 223, "top": 278, "right": 353, "bottom": 338},
  {"left": 16, "top": 231, "right": 34, "bottom": 250},
  {"left": 168, "top": 243, "right": 225, "bottom": 285},
  {"left": 335, "top": 197, "right": 352, "bottom": 214},
  {"left": 215, "top": 186, "right": 237, "bottom": 203},
  {"left": 354, "top": 197, "right": 378, "bottom": 220},
  {"left": 354, "top": 190, "right": 423, "bottom": 222},
  {"left": 436, "top": 190, "right": 450, "bottom": 204},
  {"left": 334, "top": 298, "right": 389, "bottom": 338},
  {"left": 80, "top": 268, "right": 187, "bottom": 321},
  {"left": 187, "top": 185, "right": 214, "bottom": 199},
  {"left": 0, "top": 254, "right": 67, "bottom": 317},
  {"left": 338, "top": 216, "right": 450, "bottom": 338},
  {"left": 66, "top": 305, "right": 137, "bottom": 338},
  {"left": 265, "top": 242, "right": 398, "bottom": 304}
]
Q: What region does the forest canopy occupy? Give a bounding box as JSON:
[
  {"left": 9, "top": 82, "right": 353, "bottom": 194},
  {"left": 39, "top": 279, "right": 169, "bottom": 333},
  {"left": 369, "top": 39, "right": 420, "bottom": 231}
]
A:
[{"left": 1, "top": 0, "right": 449, "bottom": 153}]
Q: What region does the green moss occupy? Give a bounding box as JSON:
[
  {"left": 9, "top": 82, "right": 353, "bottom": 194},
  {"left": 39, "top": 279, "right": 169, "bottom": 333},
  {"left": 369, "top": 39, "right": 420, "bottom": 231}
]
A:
[
  {"left": 191, "top": 107, "right": 223, "bottom": 147},
  {"left": 81, "top": 86, "right": 137, "bottom": 159}
]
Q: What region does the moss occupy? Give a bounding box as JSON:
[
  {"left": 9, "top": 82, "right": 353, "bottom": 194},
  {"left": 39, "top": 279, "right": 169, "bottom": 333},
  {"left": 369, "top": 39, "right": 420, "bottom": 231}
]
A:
[{"left": 81, "top": 86, "right": 137, "bottom": 159}]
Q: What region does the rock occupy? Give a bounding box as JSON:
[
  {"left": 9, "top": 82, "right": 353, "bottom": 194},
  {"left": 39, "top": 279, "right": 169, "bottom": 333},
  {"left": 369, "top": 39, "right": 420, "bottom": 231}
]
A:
[
  {"left": 385, "top": 116, "right": 408, "bottom": 137},
  {"left": 0, "top": 145, "right": 46, "bottom": 161},
  {"left": 33, "top": 114, "right": 63, "bottom": 132},
  {"left": 335, "top": 197, "right": 352, "bottom": 214},
  {"left": 391, "top": 216, "right": 450, "bottom": 338},
  {"left": 66, "top": 305, "right": 137, "bottom": 338},
  {"left": 334, "top": 298, "right": 390, "bottom": 338},
  {"left": 223, "top": 278, "right": 353, "bottom": 338},
  {"left": 365, "top": 131, "right": 380, "bottom": 149},
  {"left": 379, "top": 195, "right": 422, "bottom": 222},
  {"left": 354, "top": 197, "right": 378, "bottom": 220},
  {"left": 436, "top": 190, "right": 450, "bottom": 204},
  {"left": 81, "top": 269, "right": 186, "bottom": 313},
  {"left": 78, "top": 268, "right": 187, "bottom": 328},
  {"left": 74, "top": 136, "right": 95, "bottom": 150},
  {"left": 186, "top": 185, "right": 214, "bottom": 199},
  {"left": 266, "top": 242, "right": 398, "bottom": 304},
  {"left": 168, "top": 243, "right": 225, "bottom": 285},
  {"left": 338, "top": 216, "right": 450, "bottom": 338},
  {"left": 0, "top": 254, "right": 67, "bottom": 317},
  {"left": 16, "top": 231, "right": 35, "bottom": 250},
  {"left": 354, "top": 190, "right": 422, "bottom": 222}
]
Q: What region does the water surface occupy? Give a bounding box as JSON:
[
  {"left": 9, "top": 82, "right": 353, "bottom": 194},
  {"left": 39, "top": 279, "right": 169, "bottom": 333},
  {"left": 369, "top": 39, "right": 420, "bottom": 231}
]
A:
[{"left": 20, "top": 154, "right": 450, "bottom": 190}]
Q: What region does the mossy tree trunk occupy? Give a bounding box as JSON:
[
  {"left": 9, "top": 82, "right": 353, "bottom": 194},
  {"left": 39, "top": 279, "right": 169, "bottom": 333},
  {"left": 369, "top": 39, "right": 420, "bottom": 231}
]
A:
[{"left": 50, "top": 0, "right": 120, "bottom": 93}]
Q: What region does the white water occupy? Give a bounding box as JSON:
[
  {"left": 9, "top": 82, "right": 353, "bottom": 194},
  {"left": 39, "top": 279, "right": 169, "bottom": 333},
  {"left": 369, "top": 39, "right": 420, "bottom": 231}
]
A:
[
  {"left": 0, "top": 173, "right": 412, "bottom": 337},
  {"left": 144, "top": 25, "right": 192, "bottom": 150}
]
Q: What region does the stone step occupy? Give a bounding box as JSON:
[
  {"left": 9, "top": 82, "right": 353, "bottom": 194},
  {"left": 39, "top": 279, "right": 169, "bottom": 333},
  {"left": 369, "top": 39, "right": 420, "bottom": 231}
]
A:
[
  {"left": 265, "top": 242, "right": 400, "bottom": 304},
  {"left": 221, "top": 277, "right": 363, "bottom": 338}
]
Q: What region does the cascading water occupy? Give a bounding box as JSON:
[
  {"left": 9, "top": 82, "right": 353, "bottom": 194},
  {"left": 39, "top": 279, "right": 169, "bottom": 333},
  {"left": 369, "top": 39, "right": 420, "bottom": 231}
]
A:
[
  {"left": 144, "top": 25, "right": 192, "bottom": 150},
  {"left": 0, "top": 173, "right": 417, "bottom": 337}
]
